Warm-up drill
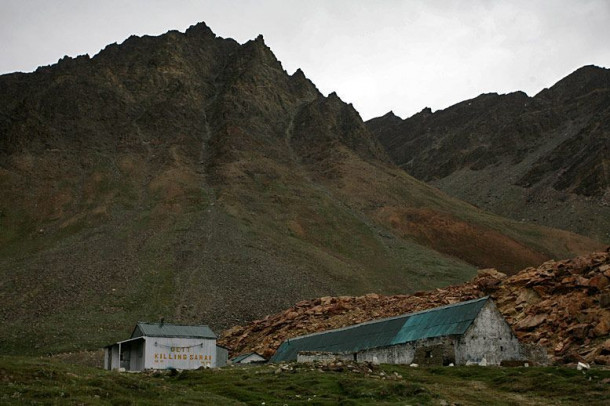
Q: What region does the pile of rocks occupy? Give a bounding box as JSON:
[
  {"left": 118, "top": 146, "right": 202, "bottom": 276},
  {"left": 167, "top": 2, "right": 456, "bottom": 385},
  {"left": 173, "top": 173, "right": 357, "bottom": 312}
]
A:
[
  {"left": 219, "top": 249, "right": 610, "bottom": 365},
  {"left": 485, "top": 249, "right": 610, "bottom": 365}
]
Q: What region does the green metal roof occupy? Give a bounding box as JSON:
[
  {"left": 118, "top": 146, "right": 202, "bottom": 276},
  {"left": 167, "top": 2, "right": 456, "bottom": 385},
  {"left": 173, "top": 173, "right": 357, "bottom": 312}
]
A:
[
  {"left": 271, "top": 297, "right": 489, "bottom": 363},
  {"left": 131, "top": 322, "right": 216, "bottom": 339}
]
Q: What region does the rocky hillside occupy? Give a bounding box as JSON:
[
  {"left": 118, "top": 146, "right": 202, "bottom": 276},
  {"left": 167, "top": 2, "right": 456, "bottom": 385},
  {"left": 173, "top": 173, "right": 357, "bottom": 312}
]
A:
[
  {"left": 221, "top": 249, "right": 610, "bottom": 365},
  {"left": 0, "top": 23, "right": 603, "bottom": 355},
  {"left": 367, "top": 65, "right": 610, "bottom": 242}
]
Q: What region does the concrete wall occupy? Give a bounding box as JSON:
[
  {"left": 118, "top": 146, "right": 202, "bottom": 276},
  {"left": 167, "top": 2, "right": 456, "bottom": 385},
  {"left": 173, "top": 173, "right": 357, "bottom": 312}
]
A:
[
  {"left": 144, "top": 337, "right": 217, "bottom": 370},
  {"left": 455, "top": 300, "right": 523, "bottom": 365}
]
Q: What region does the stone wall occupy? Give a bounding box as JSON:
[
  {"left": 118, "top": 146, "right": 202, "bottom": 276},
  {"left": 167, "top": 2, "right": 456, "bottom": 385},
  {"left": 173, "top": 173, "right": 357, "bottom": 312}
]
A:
[
  {"left": 297, "top": 351, "right": 355, "bottom": 363},
  {"left": 356, "top": 336, "right": 456, "bottom": 365},
  {"left": 412, "top": 338, "right": 456, "bottom": 366},
  {"left": 455, "top": 300, "right": 523, "bottom": 365},
  {"left": 522, "top": 343, "right": 550, "bottom": 366}
]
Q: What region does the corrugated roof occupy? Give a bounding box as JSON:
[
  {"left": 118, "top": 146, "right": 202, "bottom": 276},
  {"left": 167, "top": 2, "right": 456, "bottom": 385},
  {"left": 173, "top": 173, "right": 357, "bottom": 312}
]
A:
[
  {"left": 271, "top": 297, "right": 489, "bottom": 362},
  {"left": 131, "top": 322, "right": 216, "bottom": 339}
]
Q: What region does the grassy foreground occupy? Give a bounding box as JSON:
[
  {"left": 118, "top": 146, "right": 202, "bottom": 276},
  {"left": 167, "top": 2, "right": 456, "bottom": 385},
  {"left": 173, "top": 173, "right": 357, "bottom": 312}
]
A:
[{"left": 2, "top": 356, "right": 610, "bottom": 405}]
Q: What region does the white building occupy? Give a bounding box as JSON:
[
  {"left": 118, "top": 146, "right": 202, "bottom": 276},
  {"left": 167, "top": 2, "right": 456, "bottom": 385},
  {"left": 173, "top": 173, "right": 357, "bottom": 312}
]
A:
[{"left": 104, "top": 321, "right": 227, "bottom": 371}]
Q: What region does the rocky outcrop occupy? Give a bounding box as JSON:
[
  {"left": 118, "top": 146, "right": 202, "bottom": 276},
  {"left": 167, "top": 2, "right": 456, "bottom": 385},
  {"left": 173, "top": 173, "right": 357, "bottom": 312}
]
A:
[
  {"left": 493, "top": 249, "right": 610, "bottom": 365},
  {"left": 220, "top": 249, "right": 610, "bottom": 365}
]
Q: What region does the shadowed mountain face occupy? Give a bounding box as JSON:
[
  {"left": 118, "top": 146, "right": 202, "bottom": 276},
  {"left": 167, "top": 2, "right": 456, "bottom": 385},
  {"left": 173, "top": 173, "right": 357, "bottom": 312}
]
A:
[
  {"left": 367, "top": 65, "right": 610, "bottom": 242},
  {"left": 0, "top": 23, "right": 603, "bottom": 355}
]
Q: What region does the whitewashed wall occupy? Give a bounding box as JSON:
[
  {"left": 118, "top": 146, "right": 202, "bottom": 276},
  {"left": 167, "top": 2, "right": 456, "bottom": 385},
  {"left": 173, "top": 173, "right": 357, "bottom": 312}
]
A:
[{"left": 144, "top": 337, "right": 217, "bottom": 370}]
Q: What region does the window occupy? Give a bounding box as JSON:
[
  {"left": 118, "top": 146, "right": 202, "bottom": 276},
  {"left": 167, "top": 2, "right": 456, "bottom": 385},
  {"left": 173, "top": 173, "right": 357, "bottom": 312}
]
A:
[{"left": 425, "top": 350, "right": 432, "bottom": 358}]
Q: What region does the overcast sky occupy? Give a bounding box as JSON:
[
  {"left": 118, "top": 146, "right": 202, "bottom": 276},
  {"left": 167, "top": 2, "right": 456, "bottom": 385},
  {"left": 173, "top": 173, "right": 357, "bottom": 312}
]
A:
[{"left": 1, "top": 0, "right": 609, "bottom": 120}]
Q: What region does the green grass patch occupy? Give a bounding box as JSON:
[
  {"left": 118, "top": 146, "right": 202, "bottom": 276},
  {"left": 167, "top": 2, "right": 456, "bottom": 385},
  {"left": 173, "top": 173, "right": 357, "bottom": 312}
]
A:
[{"left": 2, "top": 357, "right": 610, "bottom": 405}]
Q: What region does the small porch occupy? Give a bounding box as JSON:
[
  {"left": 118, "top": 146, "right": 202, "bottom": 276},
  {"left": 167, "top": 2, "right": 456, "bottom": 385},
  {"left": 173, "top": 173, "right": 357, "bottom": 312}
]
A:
[{"left": 104, "top": 337, "right": 145, "bottom": 371}]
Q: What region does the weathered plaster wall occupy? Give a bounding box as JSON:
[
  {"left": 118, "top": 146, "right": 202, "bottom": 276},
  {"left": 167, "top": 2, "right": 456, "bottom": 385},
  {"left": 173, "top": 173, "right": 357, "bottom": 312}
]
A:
[{"left": 455, "top": 301, "right": 523, "bottom": 365}]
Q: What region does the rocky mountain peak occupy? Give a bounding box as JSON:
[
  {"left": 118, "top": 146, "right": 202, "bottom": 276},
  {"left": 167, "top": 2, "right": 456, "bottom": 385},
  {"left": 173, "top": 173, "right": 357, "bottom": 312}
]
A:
[
  {"left": 327, "top": 91, "right": 341, "bottom": 102},
  {"left": 291, "top": 68, "right": 306, "bottom": 78},
  {"left": 536, "top": 64, "right": 610, "bottom": 101},
  {"left": 238, "top": 34, "right": 283, "bottom": 71},
  {"left": 289, "top": 68, "right": 320, "bottom": 99},
  {"left": 184, "top": 21, "right": 216, "bottom": 39},
  {"left": 383, "top": 110, "right": 401, "bottom": 119}
]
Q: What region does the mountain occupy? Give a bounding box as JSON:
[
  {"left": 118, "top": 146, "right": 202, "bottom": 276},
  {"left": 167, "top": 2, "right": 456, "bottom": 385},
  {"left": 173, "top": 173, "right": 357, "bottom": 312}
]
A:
[
  {"left": 367, "top": 65, "right": 610, "bottom": 242},
  {"left": 220, "top": 248, "right": 610, "bottom": 366},
  {"left": 0, "top": 23, "right": 602, "bottom": 355}
]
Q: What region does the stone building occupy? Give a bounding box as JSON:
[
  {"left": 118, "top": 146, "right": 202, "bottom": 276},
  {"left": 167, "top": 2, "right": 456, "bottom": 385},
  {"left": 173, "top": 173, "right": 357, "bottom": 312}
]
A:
[
  {"left": 271, "top": 297, "right": 525, "bottom": 366},
  {"left": 104, "top": 321, "right": 227, "bottom": 371}
]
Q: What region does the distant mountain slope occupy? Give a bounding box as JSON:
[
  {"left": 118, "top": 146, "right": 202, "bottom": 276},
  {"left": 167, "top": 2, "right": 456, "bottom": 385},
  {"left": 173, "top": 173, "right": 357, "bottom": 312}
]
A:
[
  {"left": 367, "top": 65, "right": 610, "bottom": 242},
  {"left": 0, "top": 23, "right": 602, "bottom": 355}
]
